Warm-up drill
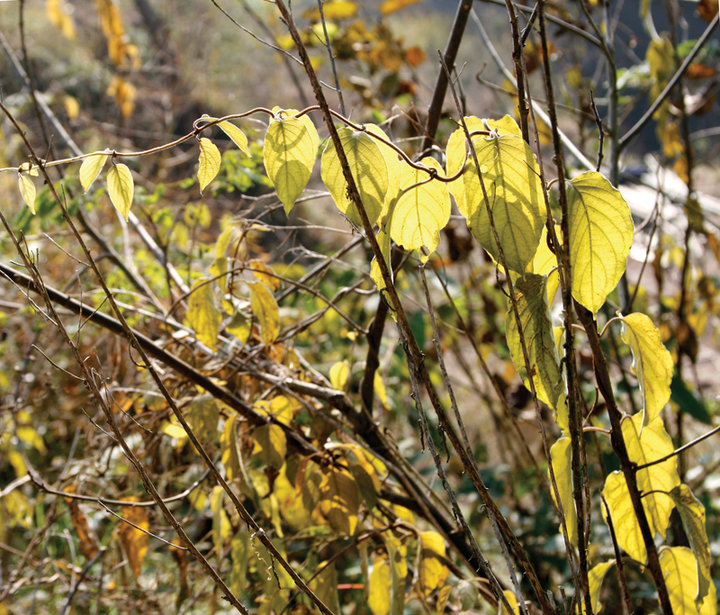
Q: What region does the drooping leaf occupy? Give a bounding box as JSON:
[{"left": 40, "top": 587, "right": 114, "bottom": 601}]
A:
[
  {"left": 418, "top": 531, "right": 448, "bottom": 596},
  {"left": 17, "top": 174, "right": 36, "bottom": 213},
  {"left": 197, "top": 137, "right": 221, "bottom": 193},
  {"left": 368, "top": 556, "right": 392, "bottom": 615},
  {"left": 263, "top": 109, "right": 319, "bottom": 214},
  {"left": 549, "top": 436, "right": 577, "bottom": 546},
  {"left": 118, "top": 497, "right": 149, "bottom": 580},
  {"left": 107, "top": 163, "right": 134, "bottom": 220},
  {"left": 461, "top": 124, "right": 545, "bottom": 273},
  {"left": 388, "top": 157, "right": 451, "bottom": 262},
  {"left": 248, "top": 281, "right": 279, "bottom": 345},
  {"left": 587, "top": 561, "right": 615, "bottom": 614},
  {"left": 660, "top": 546, "right": 705, "bottom": 614},
  {"left": 79, "top": 152, "right": 108, "bottom": 192},
  {"left": 186, "top": 278, "right": 221, "bottom": 350},
  {"left": 249, "top": 259, "right": 281, "bottom": 291},
  {"left": 304, "top": 0, "right": 358, "bottom": 20},
  {"left": 602, "top": 471, "right": 647, "bottom": 562},
  {"left": 221, "top": 415, "right": 240, "bottom": 481},
  {"left": 566, "top": 171, "right": 633, "bottom": 313},
  {"left": 217, "top": 120, "right": 250, "bottom": 155},
  {"left": 670, "top": 484, "right": 713, "bottom": 603},
  {"left": 321, "top": 126, "right": 388, "bottom": 227},
  {"left": 230, "top": 530, "right": 250, "bottom": 594},
  {"left": 370, "top": 228, "right": 392, "bottom": 293},
  {"left": 446, "top": 116, "right": 486, "bottom": 217},
  {"left": 620, "top": 312, "right": 674, "bottom": 426},
  {"left": 252, "top": 424, "right": 287, "bottom": 469},
  {"left": 64, "top": 486, "right": 99, "bottom": 560},
  {"left": 364, "top": 123, "right": 403, "bottom": 222},
  {"left": 210, "top": 486, "right": 231, "bottom": 565},
  {"left": 506, "top": 273, "right": 567, "bottom": 428},
  {"left": 329, "top": 360, "right": 351, "bottom": 391}
]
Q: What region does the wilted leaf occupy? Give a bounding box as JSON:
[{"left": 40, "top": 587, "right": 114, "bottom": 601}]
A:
[
  {"left": 107, "top": 163, "right": 134, "bottom": 220},
  {"left": 418, "top": 531, "right": 448, "bottom": 596},
  {"left": 17, "top": 174, "right": 36, "bottom": 213},
  {"left": 264, "top": 109, "right": 319, "bottom": 214},
  {"left": 620, "top": 312, "right": 674, "bottom": 426},
  {"left": 64, "top": 487, "right": 99, "bottom": 560},
  {"left": 567, "top": 171, "right": 633, "bottom": 313},
  {"left": 321, "top": 126, "right": 388, "bottom": 227},
  {"left": 248, "top": 281, "right": 279, "bottom": 345},
  {"left": 79, "top": 152, "right": 108, "bottom": 192},
  {"left": 549, "top": 436, "right": 577, "bottom": 546},
  {"left": 118, "top": 498, "right": 149, "bottom": 580},
  {"left": 250, "top": 259, "right": 281, "bottom": 290},
  {"left": 186, "top": 278, "right": 221, "bottom": 350},
  {"left": 197, "top": 137, "right": 221, "bottom": 193}
]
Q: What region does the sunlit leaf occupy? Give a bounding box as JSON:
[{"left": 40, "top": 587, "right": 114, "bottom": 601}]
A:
[
  {"left": 264, "top": 109, "right": 319, "bottom": 214},
  {"left": 118, "top": 497, "right": 149, "bottom": 579},
  {"left": 368, "top": 557, "right": 391, "bottom": 615},
  {"left": 107, "top": 163, "right": 134, "bottom": 220},
  {"left": 370, "top": 228, "right": 392, "bottom": 293},
  {"left": 248, "top": 281, "right": 279, "bottom": 345},
  {"left": 602, "top": 471, "right": 646, "bottom": 562},
  {"left": 380, "top": 0, "right": 422, "bottom": 15},
  {"left": 79, "top": 152, "right": 108, "bottom": 193},
  {"left": 250, "top": 259, "right": 281, "bottom": 291},
  {"left": 186, "top": 278, "right": 221, "bottom": 351},
  {"left": 316, "top": 468, "right": 360, "bottom": 535},
  {"left": 660, "top": 546, "right": 705, "bottom": 614},
  {"left": 446, "top": 116, "right": 485, "bottom": 217},
  {"left": 252, "top": 424, "right": 287, "bottom": 469},
  {"left": 388, "top": 157, "right": 451, "bottom": 262},
  {"left": 218, "top": 120, "right": 250, "bottom": 155},
  {"left": 587, "top": 561, "right": 614, "bottom": 614},
  {"left": 364, "top": 123, "right": 403, "bottom": 222},
  {"left": 304, "top": 0, "right": 358, "bottom": 20},
  {"left": 329, "top": 360, "right": 351, "bottom": 391},
  {"left": 498, "top": 589, "right": 520, "bottom": 615},
  {"left": 566, "top": 171, "right": 633, "bottom": 313},
  {"left": 197, "top": 137, "right": 221, "bottom": 193},
  {"left": 418, "top": 531, "right": 448, "bottom": 596},
  {"left": 620, "top": 312, "right": 674, "bottom": 426},
  {"left": 506, "top": 273, "right": 567, "bottom": 427},
  {"left": 321, "top": 126, "right": 388, "bottom": 227},
  {"left": 670, "top": 484, "right": 712, "bottom": 603},
  {"left": 549, "top": 436, "right": 577, "bottom": 546},
  {"left": 17, "top": 174, "right": 36, "bottom": 213}
]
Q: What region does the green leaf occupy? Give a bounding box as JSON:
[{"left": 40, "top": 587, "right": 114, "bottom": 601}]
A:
[
  {"left": 252, "top": 424, "right": 287, "bottom": 469},
  {"left": 567, "top": 171, "right": 633, "bottom": 313},
  {"left": 197, "top": 137, "right": 221, "bottom": 193},
  {"left": 388, "top": 157, "right": 451, "bottom": 262},
  {"left": 217, "top": 120, "right": 250, "bottom": 155},
  {"left": 79, "top": 152, "right": 108, "bottom": 192},
  {"left": 670, "top": 484, "right": 713, "bottom": 603},
  {"left": 587, "top": 561, "right": 614, "bottom": 614},
  {"left": 418, "top": 531, "right": 448, "bottom": 596},
  {"left": 506, "top": 273, "right": 567, "bottom": 428},
  {"left": 18, "top": 174, "right": 36, "bottom": 213},
  {"left": 461, "top": 126, "right": 545, "bottom": 273},
  {"left": 321, "top": 126, "right": 388, "bottom": 227},
  {"left": 549, "top": 436, "right": 577, "bottom": 546},
  {"left": 263, "top": 109, "right": 319, "bottom": 214},
  {"left": 620, "top": 312, "right": 674, "bottom": 426},
  {"left": 660, "top": 546, "right": 706, "bottom": 614},
  {"left": 248, "top": 281, "right": 279, "bottom": 345},
  {"left": 107, "top": 163, "right": 134, "bottom": 220},
  {"left": 186, "top": 278, "right": 221, "bottom": 350},
  {"left": 368, "top": 557, "right": 392, "bottom": 615},
  {"left": 670, "top": 374, "right": 712, "bottom": 425}
]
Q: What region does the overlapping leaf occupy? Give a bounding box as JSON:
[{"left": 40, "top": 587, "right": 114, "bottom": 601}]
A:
[
  {"left": 620, "top": 312, "right": 674, "bottom": 426},
  {"left": 659, "top": 547, "right": 714, "bottom": 615},
  {"left": 264, "top": 108, "right": 319, "bottom": 214},
  {"left": 321, "top": 126, "right": 388, "bottom": 227},
  {"left": 418, "top": 531, "right": 448, "bottom": 596},
  {"left": 566, "top": 171, "right": 633, "bottom": 313}
]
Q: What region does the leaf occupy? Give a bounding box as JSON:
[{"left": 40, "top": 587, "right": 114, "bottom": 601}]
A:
[
  {"left": 186, "top": 278, "right": 221, "bottom": 350},
  {"left": 446, "top": 116, "right": 486, "bottom": 217},
  {"left": 118, "top": 497, "right": 149, "bottom": 580},
  {"left": 305, "top": 0, "right": 358, "bottom": 20},
  {"left": 370, "top": 228, "right": 392, "bottom": 293},
  {"left": 506, "top": 273, "right": 567, "bottom": 428},
  {"left": 566, "top": 171, "right": 633, "bottom": 313},
  {"left": 549, "top": 436, "right": 577, "bottom": 546},
  {"left": 620, "top": 312, "right": 674, "bottom": 426},
  {"left": 252, "top": 424, "right": 287, "bottom": 469},
  {"left": 79, "top": 152, "right": 108, "bottom": 192},
  {"left": 321, "top": 126, "right": 388, "bottom": 227},
  {"left": 218, "top": 120, "right": 250, "bottom": 155},
  {"left": 264, "top": 109, "right": 319, "bottom": 214},
  {"left": 250, "top": 259, "right": 281, "bottom": 291},
  {"left": 602, "top": 471, "right": 647, "bottom": 562},
  {"left": 368, "top": 557, "right": 392, "bottom": 615},
  {"left": 660, "top": 546, "right": 705, "bottom": 614},
  {"left": 316, "top": 468, "right": 360, "bottom": 535},
  {"left": 670, "top": 484, "right": 712, "bottom": 603},
  {"left": 17, "top": 174, "right": 36, "bottom": 213},
  {"left": 670, "top": 374, "right": 712, "bottom": 425},
  {"left": 388, "top": 157, "right": 451, "bottom": 262},
  {"left": 363, "top": 123, "right": 403, "bottom": 222},
  {"left": 329, "top": 360, "right": 350, "bottom": 391},
  {"left": 418, "top": 531, "right": 448, "bottom": 596},
  {"left": 107, "top": 163, "right": 134, "bottom": 220},
  {"left": 498, "top": 589, "right": 520, "bottom": 615},
  {"left": 461, "top": 125, "right": 545, "bottom": 273},
  {"left": 380, "top": 0, "right": 422, "bottom": 15},
  {"left": 197, "top": 137, "right": 221, "bottom": 193},
  {"left": 309, "top": 561, "right": 340, "bottom": 615},
  {"left": 64, "top": 487, "right": 99, "bottom": 560},
  {"left": 248, "top": 281, "right": 279, "bottom": 345},
  {"left": 587, "top": 561, "right": 614, "bottom": 614},
  {"left": 210, "top": 486, "right": 231, "bottom": 565}
]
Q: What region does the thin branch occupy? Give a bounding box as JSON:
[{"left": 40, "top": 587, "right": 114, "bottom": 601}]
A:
[{"left": 635, "top": 424, "right": 720, "bottom": 472}]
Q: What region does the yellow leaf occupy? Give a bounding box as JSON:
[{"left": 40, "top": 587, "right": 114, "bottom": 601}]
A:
[
  {"left": 446, "top": 116, "right": 486, "bottom": 217},
  {"left": 566, "top": 171, "right": 633, "bottom": 313},
  {"left": 498, "top": 590, "right": 520, "bottom": 615},
  {"left": 380, "top": 0, "right": 422, "bottom": 15},
  {"left": 64, "top": 95, "right": 80, "bottom": 119},
  {"left": 370, "top": 228, "right": 392, "bottom": 293},
  {"left": 660, "top": 546, "right": 708, "bottom": 614},
  {"left": 305, "top": 0, "right": 358, "bottom": 20},
  {"left": 248, "top": 281, "right": 279, "bottom": 345},
  {"left": 197, "top": 137, "right": 221, "bottom": 193},
  {"left": 107, "top": 163, "right": 134, "bottom": 220},
  {"left": 79, "top": 152, "right": 108, "bottom": 192},
  {"left": 255, "top": 395, "right": 298, "bottom": 426},
  {"left": 549, "top": 436, "right": 577, "bottom": 546},
  {"left": 364, "top": 123, "right": 403, "bottom": 222},
  {"left": 18, "top": 174, "right": 36, "bottom": 213},
  {"left": 368, "top": 557, "right": 391, "bottom": 615},
  {"left": 310, "top": 561, "right": 341, "bottom": 614},
  {"left": 586, "top": 561, "right": 614, "bottom": 614},
  {"left": 118, "top": 498, "right": 149, "bottom": 580},
  {"left": 263, "top": 109, "right": 319, "bottom": 215},
  {"left": 186, "top": 278, "right": 221, "bottom": 350},
  {"left": 418, "top": 531, "right": 448, "bottom": 596},
  {"left": 316, "top": 468, "right": 361, "bottom": 535},
  {"left": 506, "top": 274, "right": 567, "bottom": 428},
  {"left": 210, "top": 486, "right": 231, "bottom": 564},
  {"left": 218, "top": 120, "right": 250, "bottom": 155},
  {"left": 620, "top": 312, "right": 674, "bottom": 426},
  {"left": 321, "top": 126, "right": 388, "bottom": 227},
  {"left": 670, "top": 484, "right": 713, "bottom": 603},
  {"left": 230, "top": 530, "right": 250, "bottom": 594},
  {"left": 252, "top": 424, "right": 287, "bottom": 469},
  {"left": 388, "top": 158, "right": 451, "bottom": 262},
  {"left": 249, "top": 259, "right": 281, "bottom": 291},
  {"left": 221, "top": 415, "right": 240, "bottom": 480},
  {"left": 329, "top": 360, "right": 351, "bottom": 391},
  {"left": 601, "top": 471, "right": 647, "bottom": 562},
  {"left": 462, "top": 124, "right": 546, "bottom": 273}
]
